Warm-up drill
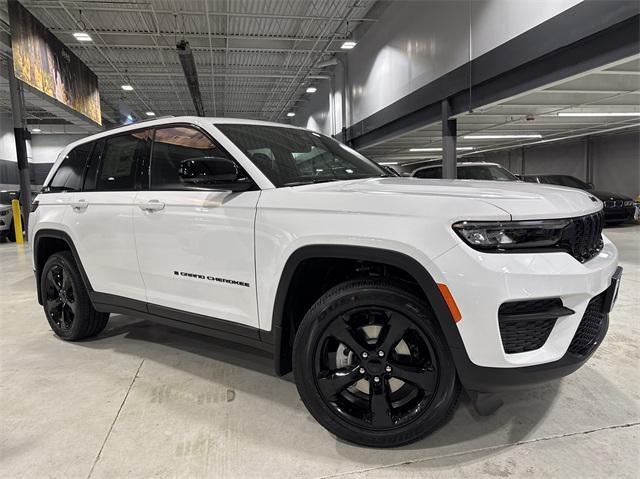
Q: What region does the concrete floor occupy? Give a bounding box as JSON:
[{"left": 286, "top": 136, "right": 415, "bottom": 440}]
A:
[{"left": 1, "top": 225, "right": 638, "bottom": 479}]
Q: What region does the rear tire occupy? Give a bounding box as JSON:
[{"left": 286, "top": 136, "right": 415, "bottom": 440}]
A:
[
  {"left": 293, "top": 279, "right": 460, "bottom": 447},
  {"left": 41, "top": 251, "right": 109, "bottom": 340}
]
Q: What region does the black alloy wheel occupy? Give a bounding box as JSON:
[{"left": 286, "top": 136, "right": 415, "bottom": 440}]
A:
[
  {"left": 315, "top": 306, "right": 438, "bottom": 430},
  {"left": 44, "top": 263, "right": 78, "bottom": 331},
  {"left": 40, "top": 251, "right": 110, "bottom": 340},
  {"left": 293, "top": 279, "right": 459, "bottom": 447}
]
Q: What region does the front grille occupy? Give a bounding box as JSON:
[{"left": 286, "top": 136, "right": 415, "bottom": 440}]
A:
[
  {"left": 558, "top": 210, "right": 604, "bottom": 263},
  {"left": 568, "top": 293, "right": 607, "bottom": 357},
  {"left": 498, "top": 298, "right": 570, "bottom": 354}
]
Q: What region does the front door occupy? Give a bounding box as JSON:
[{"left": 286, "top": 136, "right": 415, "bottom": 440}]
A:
[{"left": 132, "top": 125, "right": 260, "bottom": 328}]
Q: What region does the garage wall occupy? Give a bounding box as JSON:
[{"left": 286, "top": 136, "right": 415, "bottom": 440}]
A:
[
  {"left": 481, "top": 130, "right": 640, "bottom": 198},
  {"left": 296, "top": 0, "right": 583, "bottom": 134},
  {"left": 0, "top": 114, "right": 85, "bottom": 187}
]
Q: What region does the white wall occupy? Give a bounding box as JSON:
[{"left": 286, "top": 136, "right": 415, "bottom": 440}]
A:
[
  {"left": 30, "top": 133, "right": 86, "bottom": 164},
  {"left": 296, "top": 0, "right": 583, "bottom": 133}
]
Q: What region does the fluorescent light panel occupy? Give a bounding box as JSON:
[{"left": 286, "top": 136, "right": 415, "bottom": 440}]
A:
[
  {"left": 73, "top": 32, "right": 92, "bottom": 41},
  {"left": 557, "top": 112, "right": 640, "bottom": 117},
  {"left": 379, "top": 162, "right": 398, "bottom": 165},
  {"left": 409, "top": 147, "right": 474, "bottom": 152},
  {"left": 286, "top": 112, "right": 295, "bottom": 117},
  {"left": 145, "top": 111, "right": 155, "bottom": 116},
  {"left": 32, "top": 128, "right": 42, "bottom": 133},
  {"left": 341, "top": 41, "right": 357, "bottom": 50},
  {"left": 464, "top": 134, "right": 542, "bottom": 139},
  {"left": 121, "top": 84, "right": 134, "bottom": 91},
  {"left": 306, "top": 87, "right": 317, "bottom": 93}
]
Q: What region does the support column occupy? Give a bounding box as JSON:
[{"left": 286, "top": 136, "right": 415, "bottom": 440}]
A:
[
  {"left": 7, "top": 53, "right": 31, "bottom": 233},
  {"left": 441, "top": 98, "right": 457, "bottom": 179}
]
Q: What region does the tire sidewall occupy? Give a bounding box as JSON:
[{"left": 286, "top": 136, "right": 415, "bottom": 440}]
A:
[{"left": 293, "top": 281, "right": 458, "bottom": 447}]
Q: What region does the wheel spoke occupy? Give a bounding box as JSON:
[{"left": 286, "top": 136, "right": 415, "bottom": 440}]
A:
[
  {"left": 369, "top": 379, "right": 394, "bottom": 428},
  {"left": 389, "top": 362, "right": 436, "bottom": 393},
  {"left": 377, "top": 314, "right": 409, "bottom": 355},
  {"left": 324, "top": 318, "right": 366, "bottom": 354},
  {"left": 62, "top": 272, "right": 72, "bottom": 293},
  {"left": 46, "top": 297, "right": 62, "bottom": 315},
  {"left": 62, "top": 304, "right": 74, "bottom": 327},
  {"left": 317, "top": 365, "right": 361, "bottom": 400}
]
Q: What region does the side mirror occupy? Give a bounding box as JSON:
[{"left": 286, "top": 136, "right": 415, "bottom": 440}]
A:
[{"left": 179, "top": 157, "right": 252, "bottom": 191}]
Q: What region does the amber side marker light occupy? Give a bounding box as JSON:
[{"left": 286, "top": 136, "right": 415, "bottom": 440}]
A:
[{"left": 437, "top": 283, "right": 462, "bottom": 323}]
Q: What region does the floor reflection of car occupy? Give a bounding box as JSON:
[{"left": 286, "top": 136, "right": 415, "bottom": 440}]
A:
[
  {"left": 522, "top": 175, "right": 635, "bottom": 225},
  {"left": 411, "top": 161, "right": 519, "bottom": 181}
]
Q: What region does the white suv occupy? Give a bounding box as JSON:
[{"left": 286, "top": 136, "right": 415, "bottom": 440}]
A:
[{"left": 29, "top": 116, "right": 622, "bottom": 447}]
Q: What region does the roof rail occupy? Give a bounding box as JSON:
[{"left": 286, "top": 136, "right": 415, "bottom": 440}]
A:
[{"left": 103, "top": 115, "right": 175, "bottom": 131}]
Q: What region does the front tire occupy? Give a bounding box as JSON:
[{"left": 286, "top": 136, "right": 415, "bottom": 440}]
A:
[
  {"left": 293, "top": 279, "right": 460, "bottom": 447},
  {"left": 41, "top": 251, "right": 109, "bottom": 340}
]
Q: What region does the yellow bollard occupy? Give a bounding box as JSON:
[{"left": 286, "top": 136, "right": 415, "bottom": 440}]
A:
[{"left": 11, "top": 199, "right": 24, "bottom": 244}]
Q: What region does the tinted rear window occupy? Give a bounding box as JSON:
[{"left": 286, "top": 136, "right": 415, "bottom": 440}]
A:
[{"left": 49, "top": 142, "right": 93, "bottom": 191}]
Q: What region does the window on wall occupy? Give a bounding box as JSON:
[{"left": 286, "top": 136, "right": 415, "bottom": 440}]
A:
[
  {"left": 96, "top": 130, "right": 151, "bottom": 191},
  {"left": 150, "top": 126, "right": 234, "bottom": 190},
  {"left": 48, "top": 142, "right": 93, "bottom": 191}
]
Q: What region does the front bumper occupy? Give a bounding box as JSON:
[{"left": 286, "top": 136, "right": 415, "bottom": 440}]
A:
[
  {"left": 432, "top": 234, "right": 619, "bottom": 384},
  {"left": 452, "top": 266, "right": 621, "bottom": 392}
]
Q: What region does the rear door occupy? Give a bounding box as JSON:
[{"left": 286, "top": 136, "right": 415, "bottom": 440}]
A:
[
  {"left": 133, "top": 125, "right": 260, "bottom": 328},
  {"left": 67, "top": 129, "right": 151, "bottom": 301}
]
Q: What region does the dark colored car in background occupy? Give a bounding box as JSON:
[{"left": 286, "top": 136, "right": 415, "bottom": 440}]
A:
[{"left": 522, "top": 175, "right": 635, "bottom": 224}]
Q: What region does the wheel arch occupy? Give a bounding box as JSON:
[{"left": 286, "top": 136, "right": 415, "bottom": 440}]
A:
[
  {"left": 33, "top": 229, "right": 94, "bottom": 305},
  {"left": 270, "top": 244, "right": 466, "bottom": 376}
]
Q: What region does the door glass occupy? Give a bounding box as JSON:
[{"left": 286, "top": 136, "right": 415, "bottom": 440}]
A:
[
  {"left": 96, "top": 130, "right": 151, "bottom": 191},
  {"left": 48, "top": 142, "right": 93, "bottom": 191},
  {"left": 150, "top": 126, "right": 234, "bottom": 190}
]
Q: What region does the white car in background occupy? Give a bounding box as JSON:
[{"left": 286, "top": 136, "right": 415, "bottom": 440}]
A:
[
  {"left": 411, "top": 161, "right": 519, "bottom": 181},
  {"left": 28, "top": 116, "right": 622, "bottom": 447}
]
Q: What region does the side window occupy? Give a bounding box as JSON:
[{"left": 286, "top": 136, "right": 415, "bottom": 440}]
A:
[
  {"left": 96, "top": 130, "right": 151, "bottom": 191},
  {"left": 414, "top": 167, "right": 441, "bottom": 179},
  {"left": 150, "top": 126, "right": 234, "bottom": 190},
  {"left": 48, "top": 142, "right": 93, "bottom": 191}
]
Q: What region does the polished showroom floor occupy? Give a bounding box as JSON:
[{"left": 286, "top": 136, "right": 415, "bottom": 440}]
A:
[{"left": 1, "top": 225, "right": 638, "bottom": 478}]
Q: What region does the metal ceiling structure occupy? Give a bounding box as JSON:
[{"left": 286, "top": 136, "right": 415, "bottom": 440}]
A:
[
  {"left": 3, "top": 0, "right": 376, "bottom": 129},
  {"left": 361, "top": 55, "right": 640, "bottom": 165}
]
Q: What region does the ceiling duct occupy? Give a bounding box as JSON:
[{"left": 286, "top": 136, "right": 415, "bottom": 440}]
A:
[{"left": 176, "top": 40, "right": 205, "bottom": 116}]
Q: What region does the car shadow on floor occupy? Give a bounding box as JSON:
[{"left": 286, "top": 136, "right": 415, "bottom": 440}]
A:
[{"left": 70, "top": 312, "right": 568, "bottom": 457}]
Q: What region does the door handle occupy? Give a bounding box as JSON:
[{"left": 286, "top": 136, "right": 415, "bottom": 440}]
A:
[
  {"left": 139, "top": 200, "right": 165, "bottom": 212},
  {"left": 71, "top": 199, "right": 88, "bottom": 210}
]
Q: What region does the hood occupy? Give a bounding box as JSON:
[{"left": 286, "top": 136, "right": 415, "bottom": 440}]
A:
[
  {"left": 293, "top": 177, "right": 602, "bottom": 220},
  {"left": 588, "top": 190, "right": 633, "bottom": 202}
]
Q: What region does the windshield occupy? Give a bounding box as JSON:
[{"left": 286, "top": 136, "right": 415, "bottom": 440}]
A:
[
  {"left": 215, "top": 124, "right": 387, "bottom": 187},
  {"left": 458, "top": 165, "right": 518, "bottom": 181},
  {"left": 541, "top": 175, "right": 590, "bottom": 189}
]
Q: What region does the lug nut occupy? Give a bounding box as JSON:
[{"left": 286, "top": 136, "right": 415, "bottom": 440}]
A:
[
  {"left": 362, "top": 352, "right": 368, "bottom": 358},
  {"left": 378, "top": 350, "right": 384, "bottom": 357},
  {"left": 373, "top": 376, "right": 380, "bottom": 383},
  {"left": 385, "top": 365, "right": 392, "bottom": 373},
  {"left": 359, "top": 368, "right": 365, "bottom": 374}
]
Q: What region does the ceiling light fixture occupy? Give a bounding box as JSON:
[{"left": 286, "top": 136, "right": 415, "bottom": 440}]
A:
[
  {"left": 409, "top": 147, "right": 474, "bottom": 152},
  {"left": 121, "top": 84, "right": 134, "bottom": 91},
  {"left": 286, "top": 112, "right": 295, "bottom": 117},
  {"left": 557, "top": 112, "right": 640, "bottom": 117},
  {"left": 341, "top": 41, "right": 357, "bottom": 50},
  {"left": 379, "top": 162, "right": 398, "bottom": 165},
  {"left": 306, "top": 87, "right": 317, "bottom": 93},
  {"left": 32, "top": 128, "right": 42, "bottom": 133},
  {"left": 464, "top": 134, "right": 542, "bottom": 139},
  {"left": 73, "top": 32, "right": 92, "bottom": 42},
  {"left": 145, "top": 111, "right": 155, "bottom": 117}
]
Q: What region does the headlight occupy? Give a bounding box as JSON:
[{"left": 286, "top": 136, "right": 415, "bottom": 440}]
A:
[
  {"left": 452, "top": 219, "right": 570, "bottom": 251},
  {"left": 0, "top": 209, "right": 9, "bottom": 216},
  {"left": 624, "top": 200, "right": 634, "bottom": 206}
]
